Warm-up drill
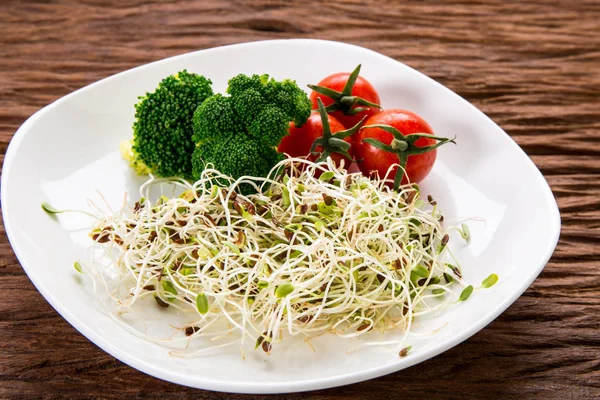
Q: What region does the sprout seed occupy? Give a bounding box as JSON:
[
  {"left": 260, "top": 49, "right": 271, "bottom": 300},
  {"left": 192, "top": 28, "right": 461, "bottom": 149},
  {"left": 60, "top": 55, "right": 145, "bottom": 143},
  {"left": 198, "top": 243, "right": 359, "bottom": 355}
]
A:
[{"left": 399, "top": 346, "right": 412, "bottom": 357}]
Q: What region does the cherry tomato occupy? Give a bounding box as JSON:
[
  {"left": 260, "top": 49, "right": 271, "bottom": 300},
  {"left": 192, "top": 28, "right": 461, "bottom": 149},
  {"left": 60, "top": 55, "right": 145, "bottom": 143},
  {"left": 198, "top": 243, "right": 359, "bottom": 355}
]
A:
[
  {"left": 309, "top": 65, "right": 381, "bottom": 129},
  {"left": 354, "top": 109, "right": 447, "bottom": 186},
  {"left": 278, "top": 112, "right": 354, "bottom": 169}
]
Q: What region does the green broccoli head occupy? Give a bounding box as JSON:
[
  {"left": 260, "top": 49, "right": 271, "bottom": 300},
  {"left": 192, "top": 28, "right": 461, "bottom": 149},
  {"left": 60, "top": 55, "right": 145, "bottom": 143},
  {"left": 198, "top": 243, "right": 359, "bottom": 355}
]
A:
[
  {"left": 190, "top": 73, "right": 310, "bottom": 192},
  {"left": 131, "top": 70, "right": 213, "bottom": 178},
  {"left": 192, "top": 94, "right": 238, "bottom": 143},
  {"left": 229, "top": 88, "right": 266, "bottom": 128},
  {"left": 226, "top": 73, "right": 312, "bottom": 135},
  {"left": 248, "top": 105, "right": 289, "bottom": 147},
  {"left": 271, "top": 79, "right": 313, "bottom": 127},
  {"left": 226, "top": 73, "right": 269, "bottom": 97},
  {"left": 192, "top": 134, "right": 284, "bottom": 194}
]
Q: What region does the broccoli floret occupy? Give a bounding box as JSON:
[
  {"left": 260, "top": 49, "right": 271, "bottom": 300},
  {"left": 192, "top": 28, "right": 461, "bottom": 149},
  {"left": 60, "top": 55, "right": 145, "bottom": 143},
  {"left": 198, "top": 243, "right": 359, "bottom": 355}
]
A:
[
  {"left": 269, "top": 79, "right": 314, "bottom": 127},
  {"left": 130, "top": 70, "right": 213, "bottom": 178},
  {"left": 191, "top": 73, "right": 311, "bottom": 193},
  {"left": 226, "top": 73, "right": 269, "bottom": 96},
  {"left": 192, "top": 135, "right": 284, "bottom": 194},
  {"left": 248, "top": 105, "right": 288, "bottom": 147},
  {"left": 229, "top": 88, "right": 266, "bottom": 128},
  {"left": 192, "top": 94, "right": 238, "bottom": 143},
  {"left": 226, "top": 74, "right": 311, "bottom": 129}
]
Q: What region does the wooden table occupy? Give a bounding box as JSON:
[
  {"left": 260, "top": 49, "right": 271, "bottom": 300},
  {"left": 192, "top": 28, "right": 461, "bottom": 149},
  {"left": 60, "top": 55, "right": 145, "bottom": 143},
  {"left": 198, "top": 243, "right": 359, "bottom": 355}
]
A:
[{"left": 1, "top": 1, "right": 599, "bottom": 398}]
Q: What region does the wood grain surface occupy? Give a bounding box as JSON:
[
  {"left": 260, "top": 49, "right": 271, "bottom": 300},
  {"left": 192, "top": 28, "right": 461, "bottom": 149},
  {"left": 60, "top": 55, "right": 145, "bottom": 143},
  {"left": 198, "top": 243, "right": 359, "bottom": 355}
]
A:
[{"left": 1, "top": 0, "right": 599, "bottom": 398}]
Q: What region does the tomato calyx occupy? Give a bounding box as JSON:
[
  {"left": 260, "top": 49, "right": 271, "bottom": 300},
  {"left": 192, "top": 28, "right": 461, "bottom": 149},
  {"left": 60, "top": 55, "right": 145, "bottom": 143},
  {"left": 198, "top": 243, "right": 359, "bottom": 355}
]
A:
[
  {"left": 361, "top": 124, "right": 456, "bottom": 190},
  {"left": 307, "top": 64, "right": 382, "bottom": 116},
  {"left": 310, "top": 98, "right": 365, "bottom": 163}
]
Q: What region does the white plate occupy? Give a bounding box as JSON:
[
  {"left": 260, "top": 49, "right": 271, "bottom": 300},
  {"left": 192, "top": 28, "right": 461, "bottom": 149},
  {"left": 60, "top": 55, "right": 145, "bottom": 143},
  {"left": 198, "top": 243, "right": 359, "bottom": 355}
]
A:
[{"left": 2, "top": 39, "right": 560, "bottom": 393}]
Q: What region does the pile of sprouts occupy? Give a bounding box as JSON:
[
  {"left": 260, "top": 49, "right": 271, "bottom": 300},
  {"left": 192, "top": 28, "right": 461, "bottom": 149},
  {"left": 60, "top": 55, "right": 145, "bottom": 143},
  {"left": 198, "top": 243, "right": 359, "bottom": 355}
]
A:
[{"left": 87, "top": 158, "right": 478, "bottom": 356}]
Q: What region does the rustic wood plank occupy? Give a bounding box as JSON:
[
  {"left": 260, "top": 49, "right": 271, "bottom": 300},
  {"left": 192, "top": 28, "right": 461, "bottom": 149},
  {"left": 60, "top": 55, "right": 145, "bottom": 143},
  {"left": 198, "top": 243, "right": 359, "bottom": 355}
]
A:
[{"left": 1, "top": 0, "right": 599, "bottom": 398}]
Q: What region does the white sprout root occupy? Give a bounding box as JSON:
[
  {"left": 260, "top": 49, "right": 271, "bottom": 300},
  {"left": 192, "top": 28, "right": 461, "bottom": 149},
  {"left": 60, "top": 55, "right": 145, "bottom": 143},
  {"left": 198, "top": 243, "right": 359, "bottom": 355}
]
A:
[{"left": 89, "top": 157, "right": 468, "bottom": 356}]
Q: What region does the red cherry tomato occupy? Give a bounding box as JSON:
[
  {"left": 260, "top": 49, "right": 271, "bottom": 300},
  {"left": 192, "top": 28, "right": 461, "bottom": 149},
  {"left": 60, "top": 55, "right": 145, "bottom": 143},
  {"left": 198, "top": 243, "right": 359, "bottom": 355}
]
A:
[
  {"left": 354, "top": 110, "right": 440, "bottom": 186},
  {"left": 278, "top": 113, "right": 353, "bottom": 168},
  {"left": 309, "top": 69, "right": 381, "bottom": 129}
]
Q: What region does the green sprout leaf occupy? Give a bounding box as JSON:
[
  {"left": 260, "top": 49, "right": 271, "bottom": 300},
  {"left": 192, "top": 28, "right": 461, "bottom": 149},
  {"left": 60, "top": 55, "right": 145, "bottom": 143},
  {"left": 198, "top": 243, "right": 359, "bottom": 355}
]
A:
[
  {"left": 179, "top": 190, "right": 194, "bottom": 201},
  {"left": 458, "top": 285, "right": 474, "bottom": 302},
  {"left": 443, "top": 273, "right": 454, "bottom": 284},
  {"left": 412, "top": 265, "right": 429, "bottom": 278},
  {"left": 282, "top": 187, "right": 291, "bottom": 208},
  {"left": 180, "top": 267, "right": 195, "bottom": 276},
  {"left": 223, "top": 241, "right": 241, "bottom": 255},
  {"left": 314, "top": 220, "right": 325, "bottom": 232},
  {"left": 162, "top": 280, "right": 178, "bottom": 296},
  {"left": 284, "top": 223, "right": 302, "bottom": 232},
  {"left": 158, "top": 195, "right": 170, "bottom": 205},
  {"left": 258, "top": 281, "right": 269, "bottom": 289},
  {"left": 195, "top": 247, "right": 211, "bottom": 259},
  {"left": 289, "top": 250, "right": 302, "bottom": 259},
  {"left": 317, "top": 202, "right": 334, "bottom": 216},
  {"left": 41, "top": 202, "right": 64, "bottom": 215},
  {"left": 275, "top": 283, "right": 294, "bottom": 298},
  {"left": 196, "top": 293, "right": 209, "bottom": 314},
  {"left": 428, "top": 276, "right": 441, "bottom": 285},
  {"left": 319, "top": 171, "right": 335, "bottom": 182},
  {"left": 408, "top": 218, "right": 422, "bottom": 227},
  {"left": 482, "top": 273, "right": 498, "bottom": 288},
  {"left": 73, "top": 261, "right": 83, "bottom": 274},
  {"left": 409, "top": 271, "right": 420, "bottom": 285},
  {"left": 242, "top": 211, "right": 252, "bottom": 221},
  {"left": 255, "top": 334, "right": 272, "bottom": 349},
  {"left": 461, "top": 223, "right": 470, "bottom": 241}
]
